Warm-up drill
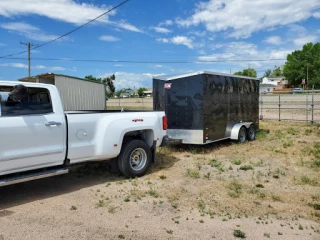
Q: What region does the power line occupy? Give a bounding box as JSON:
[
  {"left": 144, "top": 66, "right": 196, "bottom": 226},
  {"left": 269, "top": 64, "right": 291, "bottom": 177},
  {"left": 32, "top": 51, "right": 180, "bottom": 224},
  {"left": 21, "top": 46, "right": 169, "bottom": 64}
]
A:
[
  {"left": 0, "top": 0, "right": 130, "bottom": 59},
  {"left": 0, "top": 57, "right": 286, "bottom": 63}
]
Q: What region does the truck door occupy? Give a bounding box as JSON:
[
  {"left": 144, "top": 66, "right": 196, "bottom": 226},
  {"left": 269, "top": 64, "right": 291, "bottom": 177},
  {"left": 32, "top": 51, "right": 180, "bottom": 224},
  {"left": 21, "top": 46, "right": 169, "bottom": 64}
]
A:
[{"left": 0, "top": 85, "right": 66, "bottom": 176}]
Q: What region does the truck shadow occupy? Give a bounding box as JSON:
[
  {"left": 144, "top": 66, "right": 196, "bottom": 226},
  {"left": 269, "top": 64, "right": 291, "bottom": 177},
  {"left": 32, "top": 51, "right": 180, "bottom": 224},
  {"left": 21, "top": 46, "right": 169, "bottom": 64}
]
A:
[{"left": 0, "top": 154, "right": 180, "bottom": 210}]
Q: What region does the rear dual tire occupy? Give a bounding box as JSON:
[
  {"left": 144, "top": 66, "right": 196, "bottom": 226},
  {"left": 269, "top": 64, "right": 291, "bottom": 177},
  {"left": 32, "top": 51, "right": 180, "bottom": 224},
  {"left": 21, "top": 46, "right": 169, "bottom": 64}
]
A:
[{"left": 117, "top": 139, "right": 152, "bottom": 178}]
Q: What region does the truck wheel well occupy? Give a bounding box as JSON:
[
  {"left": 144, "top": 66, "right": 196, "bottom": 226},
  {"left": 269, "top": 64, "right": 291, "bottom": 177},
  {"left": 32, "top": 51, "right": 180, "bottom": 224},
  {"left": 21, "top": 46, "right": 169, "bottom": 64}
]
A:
[{"left": 123, "top": 130, "right": 154, "bottom": 147}]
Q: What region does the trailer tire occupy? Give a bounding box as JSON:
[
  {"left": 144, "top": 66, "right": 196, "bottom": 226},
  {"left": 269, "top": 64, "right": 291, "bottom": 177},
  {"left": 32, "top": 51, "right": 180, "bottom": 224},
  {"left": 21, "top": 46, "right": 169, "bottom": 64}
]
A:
[
  {"left": 238, "top": 126, "right": 247, "bottom": 143},
  {"left": 247, "top": 124, "right": 256, "bottom": 141},
  {"left": 117, "top": 139, "right": 152, "bottom": 178}
]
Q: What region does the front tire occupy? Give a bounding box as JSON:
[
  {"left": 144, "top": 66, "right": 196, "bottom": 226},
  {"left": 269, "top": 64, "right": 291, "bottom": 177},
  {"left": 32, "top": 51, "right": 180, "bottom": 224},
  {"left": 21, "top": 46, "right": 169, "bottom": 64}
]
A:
[
  {"left": 238, "top": 126, "right": 247, "bottom": 143},
  {"left": 117, "top": 140, "right": 152, "bottom": 178}
]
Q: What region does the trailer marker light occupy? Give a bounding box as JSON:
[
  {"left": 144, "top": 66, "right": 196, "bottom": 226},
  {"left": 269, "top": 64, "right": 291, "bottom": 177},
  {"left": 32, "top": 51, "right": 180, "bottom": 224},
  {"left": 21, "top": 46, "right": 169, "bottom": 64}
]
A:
[{"left": 162, "top": 116, "right": 168, "bottom": 130}]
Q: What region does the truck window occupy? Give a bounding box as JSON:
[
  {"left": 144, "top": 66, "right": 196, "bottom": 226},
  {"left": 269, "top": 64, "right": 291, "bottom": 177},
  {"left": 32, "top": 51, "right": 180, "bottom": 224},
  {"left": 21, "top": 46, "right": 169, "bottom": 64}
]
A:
[{"left": 0, "top": 86, "right": 53, "bottom": 117}]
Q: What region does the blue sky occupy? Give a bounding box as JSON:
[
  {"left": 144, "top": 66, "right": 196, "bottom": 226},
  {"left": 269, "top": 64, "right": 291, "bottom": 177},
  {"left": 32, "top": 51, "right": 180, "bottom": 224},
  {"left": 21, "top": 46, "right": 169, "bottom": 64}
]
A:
[{"left": 0, "top": 0, "right": 319, "bottom": 90}]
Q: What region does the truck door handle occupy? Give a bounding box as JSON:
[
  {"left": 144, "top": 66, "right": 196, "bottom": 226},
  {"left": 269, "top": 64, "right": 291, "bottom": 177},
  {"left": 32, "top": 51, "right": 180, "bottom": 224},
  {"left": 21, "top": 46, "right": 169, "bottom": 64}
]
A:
[{"left": 45, "top": 121, "right": 62, "bottom": 127}]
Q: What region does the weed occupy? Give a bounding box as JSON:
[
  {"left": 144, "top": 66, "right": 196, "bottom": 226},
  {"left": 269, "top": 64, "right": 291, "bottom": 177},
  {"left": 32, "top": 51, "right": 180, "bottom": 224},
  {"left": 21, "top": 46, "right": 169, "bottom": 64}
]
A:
[
  {"left": 198, "top": 200, "right": 206, "bottom": 213},
  {"left": 312, "top": 204, "right": 320, "bottom": 210},
  {"left": 298, "top": 224, "right": 303, "bottom": 230},
  {"left": 300, "top": 175, "right": 318, "bottom": 186},
  {"left": 96, "top": 200, "right": 106, "bottom": 208},
  {"left": 228, "top": 180, "right": 242, "bottom": 198},
  {"left": 105, "top": 182, "right": 111, "bottom": 187},
  {"left": 159, "top": 175, "right": 167, "bottom": 180},
  {"left": 305, "top": 129, "right": 312, "bottom": 136},
  {"left": 204, "top": 172, "right": 211, "bottom": 179},
  {"left": 222, "top": 218, "right": 228, "bottom": 221},
  {"left": 116, "top": 180, "right": 126, "bottom": 185},
  {"left": 240, "top": 165, "right": 253, "bottom": 171},
  {"left": 232, "top": 159, "right": 242, "bottom": 165},
  {"left": 255, "top": 184, "right": 264, "bottom": 188},
  {"left": 209, "top": 159, "right": 224, "bottom": 172},
  {"left": 70, "top": 205, "right": 77, "bottom": 210},
  {"left": 233, "top": 229, "right": 246, "bottom": 238},
  {"left": 199, "top": 219, "right": 204, "bottom": 223},
  {"left": 108, "top": 206, "right": 116, "bottom": 213},
  {"left": 147, "top": 188, "right": 159, "bottom": 198},
  {"left": 283, "top": 139, "right": 294, "bottom": 148},
  {"left": 274, "top": 130, "right": 283, "bottom": 139},
  {"left": 118, "top": 234, "right": 125, "bottom": 239},
  {"left": 313, "top": 159, "right": 320, "bottom": 168},
  {"left": 196, "top": 162, "right": 202, "bottom": 170},
  {"left": 124, "top": 197, "right": 130, "bottom": 202},
  {"left": 263, "top": 233, "right": 270, "bottom": 238},
  {"left": 272, "top": 195, "right": 281, "bottom": 202},
  {"left": 186, "top": 169, "right": 200, "bottom": 178},
  {"left": 287, "top": 127, "right": 299, "bottom": 135},
  {"left": 256, "top": 130, "right": 268, "bottom": 140},
  {"left": 166, "top": 230, "right": 173, "bottom": 234},
  {"left": 131, "top": 180, "right": 138, "bottom": 187}
]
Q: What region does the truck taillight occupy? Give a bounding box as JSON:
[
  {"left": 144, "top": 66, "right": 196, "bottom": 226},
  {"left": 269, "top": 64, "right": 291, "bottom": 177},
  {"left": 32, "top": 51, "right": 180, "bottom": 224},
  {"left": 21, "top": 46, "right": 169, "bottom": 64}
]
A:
[{"left": 162, "top": 116, "right": 168, "bottom": 130}]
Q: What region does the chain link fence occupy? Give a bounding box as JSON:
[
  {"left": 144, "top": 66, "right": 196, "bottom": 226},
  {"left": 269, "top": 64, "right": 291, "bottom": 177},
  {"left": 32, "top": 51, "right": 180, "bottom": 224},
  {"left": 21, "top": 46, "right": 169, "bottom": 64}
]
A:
[{"left": 107, "top": 91, "right": 320, "bottom": 124}]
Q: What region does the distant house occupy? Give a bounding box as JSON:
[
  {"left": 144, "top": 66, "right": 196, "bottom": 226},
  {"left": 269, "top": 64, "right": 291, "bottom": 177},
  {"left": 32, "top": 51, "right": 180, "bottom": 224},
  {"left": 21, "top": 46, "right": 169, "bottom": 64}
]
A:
[
  {"left": 260, "top": 83, "right": 281, "bottom": 94},
  {"left": 262, "top": 76, "right": 288, "bottom": 88},
  {"left": 143, "top": 88, "right": 153, "bottom": 97},
  {"left": 120, "top": 89, "right": 135, "bottom": 98}
]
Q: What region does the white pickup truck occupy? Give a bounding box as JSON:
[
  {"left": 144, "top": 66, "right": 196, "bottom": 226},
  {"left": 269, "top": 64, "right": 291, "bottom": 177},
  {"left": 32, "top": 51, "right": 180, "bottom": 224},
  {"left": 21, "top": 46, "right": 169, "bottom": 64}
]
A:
[{"left": 0, "top": 81, "right": 167, "bottom": 187}]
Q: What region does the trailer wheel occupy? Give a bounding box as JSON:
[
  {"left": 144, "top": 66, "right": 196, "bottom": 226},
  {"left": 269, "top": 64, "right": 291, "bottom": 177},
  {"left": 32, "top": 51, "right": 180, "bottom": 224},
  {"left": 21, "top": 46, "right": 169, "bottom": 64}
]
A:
[
  {"left": 117, "top": 140, "right": 152, "bottom": 178},
  {"left": 238, "top": 126, "right": 247, "bottom": 143},
  {"left": 247, "top": 124, "right": 256, "bottom": 141}
]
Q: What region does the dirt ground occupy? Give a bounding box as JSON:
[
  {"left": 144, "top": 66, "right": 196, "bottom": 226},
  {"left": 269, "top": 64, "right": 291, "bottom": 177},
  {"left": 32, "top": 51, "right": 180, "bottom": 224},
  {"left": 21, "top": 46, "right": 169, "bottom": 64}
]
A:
[{"left": 1, "top": 120, "right": 320, "bottom": 240}]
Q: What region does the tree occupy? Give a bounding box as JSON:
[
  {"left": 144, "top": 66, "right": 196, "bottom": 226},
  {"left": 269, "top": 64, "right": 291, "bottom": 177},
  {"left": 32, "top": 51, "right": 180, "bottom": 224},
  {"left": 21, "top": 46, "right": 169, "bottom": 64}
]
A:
[
  {"left": 271, "top": 66, "right": 283, "bottom": 77},
  {"left": 283, "top": 42, "right": 320, "bottom": 88},
  {"left": 234, "top": 68, "right": 257, "bottom": 77},
  {"left": 263, "top": 69, "right": 272, "bottom": 78},
  {"left": 137, "top": 87, "right": 147, "bottom": 97},
  {"left": 84, "top": 74, "right": 116, "bottom": 97}
]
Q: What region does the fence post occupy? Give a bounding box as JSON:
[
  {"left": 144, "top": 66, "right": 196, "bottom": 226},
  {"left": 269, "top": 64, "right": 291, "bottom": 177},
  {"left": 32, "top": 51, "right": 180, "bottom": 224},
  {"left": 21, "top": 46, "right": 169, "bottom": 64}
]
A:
[
  {"left": 259, "top": 92, "right": 263, "bottom": 120},
  {"left": 306, "top": 92, "right": 308, "bottom": 123},
  {"left": 311, "top": 85, "right": 314, "bottom": 125},
  {"left": 278, "top": 93, "right": 281, "bottom": 121},
  {"left": 118, "top": 97, "right": 120, "bottom": 108},
  {"left": 142, "top": 97, "right": 144, "bottom": 109}
]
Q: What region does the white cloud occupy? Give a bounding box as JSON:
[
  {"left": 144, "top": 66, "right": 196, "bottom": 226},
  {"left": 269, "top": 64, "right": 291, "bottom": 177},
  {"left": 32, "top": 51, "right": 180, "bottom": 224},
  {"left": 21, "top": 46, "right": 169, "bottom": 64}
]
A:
[
  {"left": 197, "top": 41, "right": 293, "bottom": 75},
  {"left": 101, "top": 72, "right": 165, "bottom": 90},
  {"left": 157, "top": 36, "right": 194, "bottom": 49},
  {"left": 176, "top": 0, "right": 320, "bottom": 38},
  {"left": 264, "top": 36, "right": 282, "bottom": 45},
  {"left": 99, "top": 35, "right": 120, "bottom": 42},
  {"left": 0, "top": 0, "right": 141, "bottom": 33},
  {"left": 0, "top": 62, "right": 65, "bottom": 71},
  {"left": 0, "top": 22, "right": 59, "bottom": 41},
  {"left": 313, "top": 12, "right": 320, "bottom": 18},
  {"left": 151, "top": 27, "right": 171, "bottom": 34},
  {"left": 110, "top": 21, "right": 142, "bottom": 33},
  {"left": 159, "top": 20, "right": 173, "bottom": 26},
  {"left": 293, "top": 35, "right": 317, "bottom": 47}
]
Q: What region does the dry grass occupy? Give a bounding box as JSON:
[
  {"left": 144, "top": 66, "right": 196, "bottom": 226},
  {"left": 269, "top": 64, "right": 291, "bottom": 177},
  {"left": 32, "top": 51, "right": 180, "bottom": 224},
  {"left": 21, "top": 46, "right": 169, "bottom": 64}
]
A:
[{"left": 150, "top": 120, "right": 320, "bottom": 222}]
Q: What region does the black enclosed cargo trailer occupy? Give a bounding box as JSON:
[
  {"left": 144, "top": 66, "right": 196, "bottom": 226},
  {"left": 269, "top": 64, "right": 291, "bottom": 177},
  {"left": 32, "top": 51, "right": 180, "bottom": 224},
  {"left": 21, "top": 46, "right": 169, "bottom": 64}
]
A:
[{"left": 153, "top": 71, "right": 260, "bottom": 145}]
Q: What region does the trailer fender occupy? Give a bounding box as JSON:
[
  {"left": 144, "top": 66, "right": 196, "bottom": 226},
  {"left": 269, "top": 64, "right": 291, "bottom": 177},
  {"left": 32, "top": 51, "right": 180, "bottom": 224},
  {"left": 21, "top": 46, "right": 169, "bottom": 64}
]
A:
[{"left": 230, "top": 122, "right": 254, "bottom": 140}]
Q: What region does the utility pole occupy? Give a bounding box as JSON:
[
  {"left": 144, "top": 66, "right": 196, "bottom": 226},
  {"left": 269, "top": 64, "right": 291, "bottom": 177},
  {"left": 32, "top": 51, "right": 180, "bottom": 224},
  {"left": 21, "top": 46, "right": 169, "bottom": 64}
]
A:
[{"left": 20, "top": 42, "right": 39, "bottom": 79}]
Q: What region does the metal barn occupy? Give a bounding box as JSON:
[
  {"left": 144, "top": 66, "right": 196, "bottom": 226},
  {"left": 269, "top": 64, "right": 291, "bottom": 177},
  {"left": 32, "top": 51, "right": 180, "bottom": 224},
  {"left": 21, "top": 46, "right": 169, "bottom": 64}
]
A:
[
  {"left": 20, "top": 73, "right": 106, "bottom": 111},
  {"left": 153, "top": 71, "right": 260, "bottom": 144}
]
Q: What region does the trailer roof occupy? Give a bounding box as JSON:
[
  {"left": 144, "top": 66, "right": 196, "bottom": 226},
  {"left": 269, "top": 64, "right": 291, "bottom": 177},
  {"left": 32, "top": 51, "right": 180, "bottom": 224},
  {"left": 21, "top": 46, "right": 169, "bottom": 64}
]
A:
[{"left": 154, "top": 71, "right": 260, "bottom": 81}]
